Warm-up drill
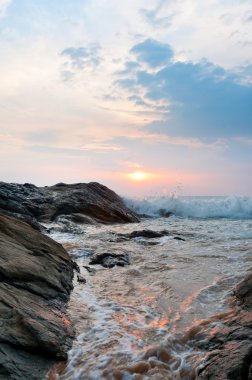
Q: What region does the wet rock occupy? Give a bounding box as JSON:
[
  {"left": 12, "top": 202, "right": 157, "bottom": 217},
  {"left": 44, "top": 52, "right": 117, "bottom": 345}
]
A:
[
  {"left": 77, "top": 275, "right": 86, "bottom": 284},
  {"left": 123, "top": 229, "right": 170, "bottom": 239},
  {"left": 89, "top": 252, "right": 130, "bottom": 268},
  {"left": 236, "top": 271, "right": 252, "bottom": 309},
  {"left": 158, "top": 209, "right": 173, "bottom": 218},
  {"left": 194, "top": 270, "right": 252, "bottom": 380},
  {"left": 174, "top": 236, "right": 185, "bottom": 241},
  {"left": 73, "top": 262, "right": 80, "bottom": 273},
  {"left": 0, "top": 214, "right": 75, "bottom": 379},
  {"left": 83, "top": 266, "right": 96, "bottom": 275},
  {"left": 0, "top": 181, "right": 139, "bottom": 225},
  {"left": 129, "top": 229, "right": 169, "bottom": 238}
]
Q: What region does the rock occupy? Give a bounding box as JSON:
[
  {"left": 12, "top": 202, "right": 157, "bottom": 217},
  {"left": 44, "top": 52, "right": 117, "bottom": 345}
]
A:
[
  {"left": 158, "top": 209, "right": 173, "bottom": 218},
  {"left": 122, "top": 229, "right": 169, "bottom": 239},
  {"left": 0, "top": 181, "right": 139, "bottom": 225},
  {"left": 174, "top": 236, "right": 185, "bottom": 241},
  {"left": 89, "top": 252, "right": 130, "bottom": 268},
  {"left": 236, "top": 271, "right": 252, "bottom": 309},
  {"left": 193, "top": 270, "right": 252, "bottom": 380},
  {"left": 0, "top": 214, "right": 75, "bottom": 379},
  {"left": 83, "top": 266, "right": 96, "bottom": 275},
  {"left": 77, "top": 275, "right": 86, "bottom": 284}
]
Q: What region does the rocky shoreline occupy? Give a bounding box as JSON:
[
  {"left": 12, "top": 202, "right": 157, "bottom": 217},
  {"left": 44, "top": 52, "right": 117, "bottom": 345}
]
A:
[
  {"left": 0, "top": 181, "right": 251, "bottom": 379},
  {"left": 0, "top": 181, "right": 139, "bottom": 380}
]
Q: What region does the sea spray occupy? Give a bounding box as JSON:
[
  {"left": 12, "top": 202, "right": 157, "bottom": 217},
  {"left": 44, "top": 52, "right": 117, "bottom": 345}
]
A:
[{"left": 124, "top": 195, "right": 252, "bottom": 219}]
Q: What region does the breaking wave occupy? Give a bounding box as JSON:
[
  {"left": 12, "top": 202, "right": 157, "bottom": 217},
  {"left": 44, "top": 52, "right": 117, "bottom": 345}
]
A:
[{"left": 125, "top": 195, "right": 252, "bottom": 219}]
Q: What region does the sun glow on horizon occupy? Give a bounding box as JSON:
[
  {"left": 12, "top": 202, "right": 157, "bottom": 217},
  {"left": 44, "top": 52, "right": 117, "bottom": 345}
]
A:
[{"left": 127, "top": 171, "right": 151, "bottom": 181}]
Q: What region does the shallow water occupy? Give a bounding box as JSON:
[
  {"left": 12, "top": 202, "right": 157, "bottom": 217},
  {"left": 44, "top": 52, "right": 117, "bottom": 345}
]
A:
[{"left": 46, "top": 216, "right": 252, "bottom": 380}]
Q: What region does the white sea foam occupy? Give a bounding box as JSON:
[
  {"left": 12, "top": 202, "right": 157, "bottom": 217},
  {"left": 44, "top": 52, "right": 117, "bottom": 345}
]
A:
[{"left": 125, "top": 195, "right": 252, "bottom": 219}]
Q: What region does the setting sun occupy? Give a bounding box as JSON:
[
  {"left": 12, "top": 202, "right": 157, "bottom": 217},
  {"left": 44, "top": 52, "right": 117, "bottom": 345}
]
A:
[{"left": 127, "top": 171, "right": 149, "bottom": 181}]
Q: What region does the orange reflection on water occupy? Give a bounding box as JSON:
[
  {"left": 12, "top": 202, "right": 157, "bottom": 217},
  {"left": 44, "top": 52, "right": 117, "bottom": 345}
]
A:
[
  {"left": 112, "top": 313, "right": 124, "bottom": 321},
  {"left": 180, "top": 291, "right": 199, "bottom": 312},
  {"left": 127, "top": 314, "right": 140, "bottom": 322},
  {"left": 144, "top": 295, "right": 156, "bottom": 302},
  {"left": 139, "top": 287, "right": 151, "bottom": 292},
  {"left": 149, "top": 318, "right": 169, "bottom": 328}
]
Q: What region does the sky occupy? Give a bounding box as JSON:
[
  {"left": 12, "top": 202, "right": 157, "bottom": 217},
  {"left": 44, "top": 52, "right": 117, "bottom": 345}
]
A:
[{"left": 0, "top": 0, "right": 252, "bottom": 196}]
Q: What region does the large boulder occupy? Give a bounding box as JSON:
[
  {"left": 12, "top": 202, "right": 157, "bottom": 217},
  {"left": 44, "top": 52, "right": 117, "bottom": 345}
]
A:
[
  {"left": 0, "top": 214, "right": 75, "bottom": 380},
  {"left": 0, "top": 181, "right": 139, "bottom": 224}
]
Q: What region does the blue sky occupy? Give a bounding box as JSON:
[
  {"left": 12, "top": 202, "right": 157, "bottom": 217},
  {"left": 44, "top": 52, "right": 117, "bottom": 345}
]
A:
[{"left": 0, "top": 0, "right": 252, "bottom": 195}]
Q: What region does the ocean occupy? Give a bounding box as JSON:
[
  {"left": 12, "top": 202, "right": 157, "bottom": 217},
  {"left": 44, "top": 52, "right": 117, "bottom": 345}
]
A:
[{"left": 46, "top": 196, "right": 252, "bottom": 379}]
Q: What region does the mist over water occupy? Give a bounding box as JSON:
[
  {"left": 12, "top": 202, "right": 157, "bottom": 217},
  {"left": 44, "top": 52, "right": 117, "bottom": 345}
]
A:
[{"left": 125, "top": 195, "right": 252, "bottom": 219}]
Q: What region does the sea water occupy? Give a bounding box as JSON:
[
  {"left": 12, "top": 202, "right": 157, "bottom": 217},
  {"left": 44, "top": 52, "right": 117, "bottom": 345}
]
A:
[{"left": 46, "top": 196, "right": 252, "bottom": 380}]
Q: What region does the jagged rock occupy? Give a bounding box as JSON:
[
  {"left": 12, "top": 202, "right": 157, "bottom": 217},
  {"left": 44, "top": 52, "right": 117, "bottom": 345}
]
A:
[
  {"left": 194, "top": 270, "right": 252, "bottom": 380},
  {"left": 0, "top": 181, "right": 139, "bottom": 225},
  {"left": 89, "top": 252, "right": 130, "bottom": 268},
  {"left": 0, "top": 214, "right": 75, "bottom": 379}
]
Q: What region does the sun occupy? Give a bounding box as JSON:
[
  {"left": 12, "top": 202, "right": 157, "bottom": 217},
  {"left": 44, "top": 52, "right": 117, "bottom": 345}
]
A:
[{"left": 127, "top": 171, "right": 148, "bottom": 181}]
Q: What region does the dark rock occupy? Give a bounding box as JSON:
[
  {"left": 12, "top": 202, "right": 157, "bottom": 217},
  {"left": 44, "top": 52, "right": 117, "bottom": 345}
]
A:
[
  {"left": 0, "top": 214, "right": 75, "bottom": 379},
  {"left": 0, "top": 181, "right": 139, "bottom": 224},
  {"left": 193, "top": 270, "right": 252, "bottom": 380},
  {"left": 77, "top": 275, "right": 86, "bottom": 284},
  {"left": 64, "top": 213, "right": 98, "bottom": 225},
  {"left": 0, "top": 343, "right": 53, "bottom": 380},
  {"left": 174, "top": 236, "right": 185, "bottom": 241},
  {"left": 73, "top": 262, "right": 80, "bottom": 273},
  {"left": 236, "top": 271, "right": 252, "bottom": 309},
  {"left": 83, "top": 266, "right": 96, "bottom": 275},
  {"left": 89, "top": 252, "right": 130, "bottom": 268},
  {"left": 158, "top": 209, "right": 173, "bottom": 218},
  {"left": 124, "top": 229, "right": 169, "bottom": 239}
]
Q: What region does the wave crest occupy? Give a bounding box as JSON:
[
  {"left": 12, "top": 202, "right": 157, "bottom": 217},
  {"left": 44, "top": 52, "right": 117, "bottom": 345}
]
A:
[{"left": 125, "top": 195, "right": 252, "bottom": 219}]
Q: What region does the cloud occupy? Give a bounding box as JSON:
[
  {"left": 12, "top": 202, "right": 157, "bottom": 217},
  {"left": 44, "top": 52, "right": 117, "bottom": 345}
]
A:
[
  {"left": 235, "top": 64, "right": 252, "bottom": 84},
  {"left": 61, "top": 45, "right": 101, "bottom": 73},
  {"left": 245, "top": 14, "right": 252, "bottom": 22},
  {"left": 117, "top": 38, "right": 252, "bottom": 139},
  {"left": 141, "top": 8, "right": 174, "bottom": 28},
  {"left": 0, "top": 0, "right": 11, "bottom": 18},
  {"left": 130, "top": 39, "right": 173, "bottom": 68},
  {"left": 116, "top": 61, "right": 140, "bottom": 75},
  {"left": 140, "top": 0, "right": 176, "bottom": 28}
]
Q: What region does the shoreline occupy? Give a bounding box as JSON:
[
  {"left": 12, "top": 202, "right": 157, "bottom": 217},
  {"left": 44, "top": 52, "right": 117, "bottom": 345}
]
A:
[{"left": 0, "top": 181, "right": 251, "bottom": 379}]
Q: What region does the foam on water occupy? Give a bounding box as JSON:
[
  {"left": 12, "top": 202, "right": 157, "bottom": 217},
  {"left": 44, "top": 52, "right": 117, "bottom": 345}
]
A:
[
  {"left": 46, "top": 215, "right": 252, "bottom": 379},
  {"left": 125, "top": 195, "right": 252, "bottom": 219}
]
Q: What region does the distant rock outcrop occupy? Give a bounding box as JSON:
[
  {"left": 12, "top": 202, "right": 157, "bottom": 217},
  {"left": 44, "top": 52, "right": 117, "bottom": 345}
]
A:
[
  {"left": 0, "top": 181, "right": 139, "bottom": 226},
  {"left": 0, "top": 214, "right": 75, "bottom": 380}
]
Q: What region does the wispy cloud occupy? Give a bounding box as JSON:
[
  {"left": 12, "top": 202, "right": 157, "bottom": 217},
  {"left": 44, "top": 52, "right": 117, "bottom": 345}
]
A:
[{"left": 140, "top": 0, "right": 176, "bottom": 29}]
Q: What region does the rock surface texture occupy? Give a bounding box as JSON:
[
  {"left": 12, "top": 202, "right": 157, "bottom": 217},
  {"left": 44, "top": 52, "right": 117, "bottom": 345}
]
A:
[
  {"left": 194, "top": 270, "right": 252, "bottom": 380},
  {"left": 0, "top": 214, "right": 75, "bottom": 380},
  {"left": 0, "top": 181, "right": 139, "bottom": 379},
  {"left": 0, "top": 181, "right": 139, "bottom": 226}
]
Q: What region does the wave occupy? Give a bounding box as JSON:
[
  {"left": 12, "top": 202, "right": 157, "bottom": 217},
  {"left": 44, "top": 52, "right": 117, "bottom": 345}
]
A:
[{"left": 124, "top": 195, "right": 252, "bottom": 219}]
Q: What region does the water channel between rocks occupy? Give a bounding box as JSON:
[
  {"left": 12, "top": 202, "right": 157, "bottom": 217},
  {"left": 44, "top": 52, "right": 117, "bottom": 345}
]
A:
[{"left": 46, "top": 216, "right": 252, "bottom": 380}]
